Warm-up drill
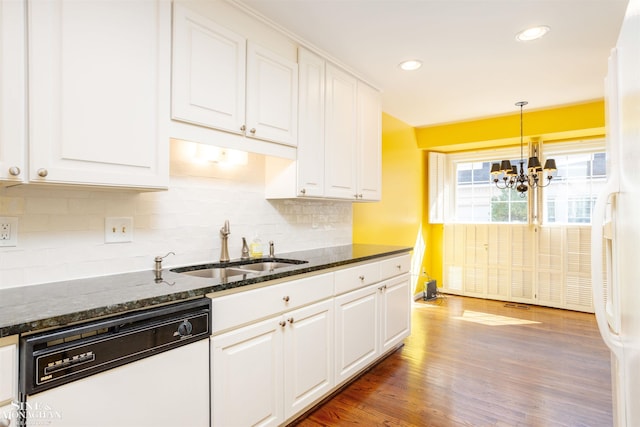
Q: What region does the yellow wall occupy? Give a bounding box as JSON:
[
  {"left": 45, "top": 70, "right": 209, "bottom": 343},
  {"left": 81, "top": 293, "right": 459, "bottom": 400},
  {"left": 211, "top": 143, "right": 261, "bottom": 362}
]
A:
[
  {"left": 354, "top": 100, "right": 606, "bottom": 296},
  {"left": 353, "top": 113, "right": 423, "bottom": 247},
  {"left": 415, "top": 100, "right": 605, "bottom": 152}
]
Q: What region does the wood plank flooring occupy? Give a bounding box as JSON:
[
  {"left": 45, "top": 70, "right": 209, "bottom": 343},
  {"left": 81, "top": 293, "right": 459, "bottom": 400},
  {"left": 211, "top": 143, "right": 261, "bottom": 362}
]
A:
[{"left": 294, "top": 295, "right": 613, "bottom": 427}]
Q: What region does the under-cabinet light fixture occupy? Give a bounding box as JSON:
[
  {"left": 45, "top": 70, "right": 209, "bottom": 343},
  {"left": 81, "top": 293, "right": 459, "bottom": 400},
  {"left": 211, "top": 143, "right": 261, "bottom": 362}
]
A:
[{"left": 195, "top": 144, "right": 248, "bottom": 167}]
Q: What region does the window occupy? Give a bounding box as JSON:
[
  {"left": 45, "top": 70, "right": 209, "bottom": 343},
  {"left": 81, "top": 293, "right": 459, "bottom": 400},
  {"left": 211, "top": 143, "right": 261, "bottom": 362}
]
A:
[
  {"left": 454, "top": 157, "right": 527, "bottom": 223},
  {"left": 543, "top": 148, "right": 606, "bottom": 224},
  {"left": 447, "top": 140, "right": 605, "bottom": 224}
]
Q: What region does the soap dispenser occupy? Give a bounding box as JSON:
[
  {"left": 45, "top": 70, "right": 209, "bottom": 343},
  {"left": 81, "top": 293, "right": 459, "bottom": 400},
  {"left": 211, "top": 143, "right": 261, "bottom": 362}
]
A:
[{"left": 250, "top": 235, "right": 263, "bottom": 258}]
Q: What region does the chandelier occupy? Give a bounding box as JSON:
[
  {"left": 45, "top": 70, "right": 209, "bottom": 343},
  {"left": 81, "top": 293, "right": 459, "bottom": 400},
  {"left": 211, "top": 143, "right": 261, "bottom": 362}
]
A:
[{"left": 490, "top": 101, "right": 556, "bottom": 197}]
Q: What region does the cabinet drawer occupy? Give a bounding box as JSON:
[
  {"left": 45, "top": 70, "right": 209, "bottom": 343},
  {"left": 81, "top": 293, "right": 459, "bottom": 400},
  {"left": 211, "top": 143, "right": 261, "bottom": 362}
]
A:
[
  {"left": 334, "top": 261, "right": 380, "bottom": 295},
  {"left": 379, "top": 254, "right": 411, "bottom": 281},
  {"left": 211, "top": 273, "right": 333, "bottom": 333}
]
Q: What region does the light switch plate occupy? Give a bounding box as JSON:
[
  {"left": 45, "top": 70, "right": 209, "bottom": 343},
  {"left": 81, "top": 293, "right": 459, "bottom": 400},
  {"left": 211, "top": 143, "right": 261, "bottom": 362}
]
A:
[
  {"left": 105, "top": 217, "right": 133, "bottom": 243},
  {"left": 0, "top": 217, "right": 18, "bottom": 247}
]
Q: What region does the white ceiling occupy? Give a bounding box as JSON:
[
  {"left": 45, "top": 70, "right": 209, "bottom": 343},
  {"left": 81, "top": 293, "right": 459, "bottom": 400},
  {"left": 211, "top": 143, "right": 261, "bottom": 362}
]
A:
[{"left": 237, "top": 0, "right": 629, "bottom": 127}]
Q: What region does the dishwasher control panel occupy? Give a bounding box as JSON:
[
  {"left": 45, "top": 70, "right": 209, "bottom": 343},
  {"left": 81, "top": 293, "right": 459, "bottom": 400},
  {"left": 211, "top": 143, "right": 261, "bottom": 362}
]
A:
[{"left": 21, "top": 298, "right": 211, "bottom": 395}]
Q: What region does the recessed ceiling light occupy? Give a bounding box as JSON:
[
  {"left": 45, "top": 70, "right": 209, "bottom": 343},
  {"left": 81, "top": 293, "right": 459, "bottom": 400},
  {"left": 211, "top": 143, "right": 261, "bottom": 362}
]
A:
[
  {"left": 399, "top": 60, "right": 422, "bottom": 71},
  {"left": 515, "top": 25, "right": 550, "bottom": 41}
]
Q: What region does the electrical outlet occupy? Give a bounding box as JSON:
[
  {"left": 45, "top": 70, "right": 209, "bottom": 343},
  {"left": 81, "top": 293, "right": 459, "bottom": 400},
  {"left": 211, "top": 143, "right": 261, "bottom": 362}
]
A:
[
  {"left": 0, "top": 217, "right": 18, "bottom": 247},
  {"left": 105, "top": 217, "right": 133, "bottom": 243}
]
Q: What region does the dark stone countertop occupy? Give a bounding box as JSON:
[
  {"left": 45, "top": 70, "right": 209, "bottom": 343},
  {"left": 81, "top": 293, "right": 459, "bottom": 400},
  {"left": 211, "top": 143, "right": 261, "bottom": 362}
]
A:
[{"left": 0, "top": 244, "right": 412, "bottom": 337}]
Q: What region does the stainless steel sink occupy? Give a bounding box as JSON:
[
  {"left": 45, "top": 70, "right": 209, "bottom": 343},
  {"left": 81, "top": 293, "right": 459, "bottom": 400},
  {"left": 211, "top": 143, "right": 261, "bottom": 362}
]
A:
[
  {"left": 171, "top": 258, "right": 308, "bottom": 279},
  {"left": 233, "top": 262, "right": 299, "bottom": 272},
  {"left": 177, "top": 267, "right": 249, "bottom": 279}
]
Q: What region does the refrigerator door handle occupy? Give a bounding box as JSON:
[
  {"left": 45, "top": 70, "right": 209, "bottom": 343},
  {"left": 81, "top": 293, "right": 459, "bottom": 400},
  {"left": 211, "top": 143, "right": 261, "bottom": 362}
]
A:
[
  {"left": 602, "top": 193, "right": 620, "bottom": 335},
  {"left": 592, "top": 184, "right": 623, "bottom": 355}
]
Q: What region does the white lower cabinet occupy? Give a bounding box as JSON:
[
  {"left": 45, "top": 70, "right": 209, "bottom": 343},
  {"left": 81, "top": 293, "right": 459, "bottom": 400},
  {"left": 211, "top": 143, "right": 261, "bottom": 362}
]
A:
[
  {"left": 334, "top": 272, "right": 411, "bottom": 385},
  {"left": 0, "top": 336, "right": 18, "bottom": 427},
  {"left": 282, "top": 300, "right": 334, "bottom": 419},
  {"left": 334, "top": 284, "right": 379, "bottom": 385},
  {"left": 211, "top": 299, "right": 333, "bottom": 426},
  {"left": 379, "top": 275, "right": 412, "bottom": 354},
  {"left": 209, "top": 255, "right": 411, "bottom": 426},
  {"left": 211, "top": 316, "right": 284, "bottom": 427}
]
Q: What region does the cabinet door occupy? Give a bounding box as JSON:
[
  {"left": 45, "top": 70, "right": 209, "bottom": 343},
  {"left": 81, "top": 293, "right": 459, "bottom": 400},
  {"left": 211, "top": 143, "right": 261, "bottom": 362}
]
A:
[
  {"left": 324, "top": 63, "right": 357, "bottom": 199},
  {"left": 0, "top": 336, "right": 18, "bottom": 416},
  {"left": 356, "top": 81, "right": 381, "bottom": 201},
  {"left": 172, "top": 4, "right": 246, "bottom": 135},
  {"left": 334, "top": 284, "right": 378, "bottom": 385},
  {"left": 283, "top": 299, "right": 334, "bottom": 419},
  {"left": 211, "top": 317, "right": 283, "bottom": 427},
  {"left": 0, "top": 402, "right": 18, "bottom": 427},
  {"left": 246, "top": 42, "right": 298, "bottom": 146},
  {"left": 28, "top": 0, "right": 170, "bottom": 189},
  {"left": 296, "top": 48, "right": 325, "bottom": 197},
  {"left": 0, "top": 0, "right": 26, "bottom": 183},
  {"left": 379, "top": 275, "right": 411, "bottom": 353}
]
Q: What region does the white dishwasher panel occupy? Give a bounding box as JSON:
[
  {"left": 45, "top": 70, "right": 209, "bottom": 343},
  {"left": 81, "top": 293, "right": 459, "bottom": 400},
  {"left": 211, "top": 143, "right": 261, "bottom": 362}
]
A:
[{"left": 25, "top": 339, "right": 209, "bottom": 427}]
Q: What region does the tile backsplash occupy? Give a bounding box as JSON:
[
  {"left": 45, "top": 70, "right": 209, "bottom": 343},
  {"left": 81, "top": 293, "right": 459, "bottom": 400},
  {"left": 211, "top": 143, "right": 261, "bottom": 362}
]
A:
[{"left": 0, "top": 140, "right": 353, "bottom": 289}]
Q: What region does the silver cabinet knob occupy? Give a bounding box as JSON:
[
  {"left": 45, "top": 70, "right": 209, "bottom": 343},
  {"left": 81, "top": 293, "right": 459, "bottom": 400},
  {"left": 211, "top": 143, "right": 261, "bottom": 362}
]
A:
[
  {"left": 359, "top": 275, "right": 365, "bottom": 281},
  {"left": 240, "top": 124, "right": 246, "bottom": 131},
  {"left": 8, "top": 166, "right": 20, "bottom": 176},
  {"left": 283, "top": 296, "right": 290, "bottom": 302},
  {"left": 300, "top": 188, "right": 306, "bottom": 195},
  {"left": 37, "top": 168, "right": 48, "bottom": 177},
  {"left": 287, "top": 317, "right": 294, "bottom": 324},
  {"left": 249, "top": 128, "right": 256, "bottom": 134},
  {"left": 279, "top": 320, "right": 286, "bottom": 327}
]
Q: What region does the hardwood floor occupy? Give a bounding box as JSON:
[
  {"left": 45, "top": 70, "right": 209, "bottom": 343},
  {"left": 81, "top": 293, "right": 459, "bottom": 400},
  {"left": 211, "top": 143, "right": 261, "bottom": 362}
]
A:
[{"left": 294, "top": 295, "right": 613, "bottom": 427}]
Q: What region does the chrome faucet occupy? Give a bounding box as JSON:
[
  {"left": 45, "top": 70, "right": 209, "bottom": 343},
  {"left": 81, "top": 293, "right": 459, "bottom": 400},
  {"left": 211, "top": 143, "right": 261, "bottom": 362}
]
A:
[
  {"left": 269, "top": 240, "right": 275, "bottom": 258},
  {"left": 220, "top": 220, "right": 230, "bottom": 262}
]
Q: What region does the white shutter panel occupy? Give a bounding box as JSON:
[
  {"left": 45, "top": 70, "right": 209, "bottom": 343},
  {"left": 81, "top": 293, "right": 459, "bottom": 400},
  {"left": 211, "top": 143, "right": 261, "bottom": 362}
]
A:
[
  {"left": 487, "top": 224, "right": 511, "bottom": 298},
  {"left": 462, "top": 225, "right": 487, "bottom": 296},
  {"left": 565, "top": 227, "right": 593, "bottom": 310},
  {"left": 510, "top": 225, "right": 535, "bottom": 301},
  {"left": 428, "top": 152, "right": 446, "bottom": 223},
  {"left": 537, "top": 226, "right": 563, "bottom": 306}
]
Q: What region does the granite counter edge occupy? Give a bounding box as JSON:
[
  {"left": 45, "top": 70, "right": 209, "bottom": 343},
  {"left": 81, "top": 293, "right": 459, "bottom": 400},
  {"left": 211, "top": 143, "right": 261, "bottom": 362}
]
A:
[{"left": 1, "top": 246, "right": 412, "bottom": 337}]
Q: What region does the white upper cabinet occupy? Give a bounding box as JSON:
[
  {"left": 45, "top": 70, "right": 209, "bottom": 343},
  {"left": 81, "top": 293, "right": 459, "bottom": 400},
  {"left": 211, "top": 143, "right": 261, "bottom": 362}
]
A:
[
  {"left": 0, "top": 0, "right": 26, "bottom": 184},
  {"left": 266, "top": 48, "right": 382, "bottom": 201},
  {"left": 246, "top": 42, "right": 298, "bottom": 146},
  {"left": 324, "top": 63, "right": 358, "bottom": 199},
  {"left": 356, "top": 81, "right": 382, "bottom": 201},
  {"left": 171, "top": 4, "right": 246, "bottom": 135},
  {"left": 171, "top": 4, "right": 298, "bottom": 151},
  {"left": 295, "top": 48, "right": 325, "bottom": 197},
  {"left": 28, "top": 0, "right": 170, "bottom": 189}
]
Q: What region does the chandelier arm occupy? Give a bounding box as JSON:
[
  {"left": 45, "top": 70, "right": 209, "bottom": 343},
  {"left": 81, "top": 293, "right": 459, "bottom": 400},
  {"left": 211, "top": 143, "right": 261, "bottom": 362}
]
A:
[{"left": 537, "top": 176, "right": 554, "bottom": 188}]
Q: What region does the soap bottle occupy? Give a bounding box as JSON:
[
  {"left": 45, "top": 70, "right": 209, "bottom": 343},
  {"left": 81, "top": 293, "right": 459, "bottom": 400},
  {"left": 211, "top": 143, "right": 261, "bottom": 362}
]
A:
[{"left": 250, "top": 235, "right": 263, "bottom": 258}]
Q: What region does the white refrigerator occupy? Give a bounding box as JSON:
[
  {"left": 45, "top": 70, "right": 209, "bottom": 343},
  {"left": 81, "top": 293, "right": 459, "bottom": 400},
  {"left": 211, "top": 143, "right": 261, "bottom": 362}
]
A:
[{"left": 592, "top": 0, "right": 640, "bottom": 426}]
